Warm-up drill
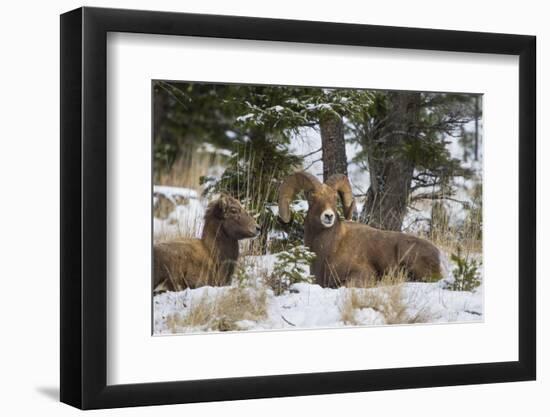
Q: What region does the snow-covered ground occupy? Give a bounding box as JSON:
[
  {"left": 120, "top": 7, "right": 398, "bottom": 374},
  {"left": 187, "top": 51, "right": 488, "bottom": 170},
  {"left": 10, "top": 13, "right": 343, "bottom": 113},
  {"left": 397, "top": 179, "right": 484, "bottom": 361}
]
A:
[
  {"left": 153, "top": 254, "right": 483, "bottom": 335},
  {"left": 153, "top": 185, "right": 206, "bottom": 240}
]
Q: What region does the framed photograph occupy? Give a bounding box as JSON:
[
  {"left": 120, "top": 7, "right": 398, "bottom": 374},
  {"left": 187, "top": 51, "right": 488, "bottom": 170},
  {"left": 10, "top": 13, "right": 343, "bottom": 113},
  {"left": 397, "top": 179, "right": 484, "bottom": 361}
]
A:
[{"left": 60, "top": 6, "right": 536, "bottom": 409}]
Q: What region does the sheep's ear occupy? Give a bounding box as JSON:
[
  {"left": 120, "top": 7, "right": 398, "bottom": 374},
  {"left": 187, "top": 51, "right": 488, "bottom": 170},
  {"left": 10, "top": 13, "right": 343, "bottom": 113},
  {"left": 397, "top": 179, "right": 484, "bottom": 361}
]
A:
[{"left": 214, "top": 194, "right": 230, "bottom": 218}]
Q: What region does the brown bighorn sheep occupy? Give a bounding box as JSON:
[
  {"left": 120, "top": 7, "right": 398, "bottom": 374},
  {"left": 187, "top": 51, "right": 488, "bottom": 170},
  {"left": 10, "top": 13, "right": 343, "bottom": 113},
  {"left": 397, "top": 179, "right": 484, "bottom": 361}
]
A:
[
  {"left": 278, "top": 172, "right": 443, "bottom": 288},
  {"left": 153, "top": 195, "right": 260, "bottom": 292}
]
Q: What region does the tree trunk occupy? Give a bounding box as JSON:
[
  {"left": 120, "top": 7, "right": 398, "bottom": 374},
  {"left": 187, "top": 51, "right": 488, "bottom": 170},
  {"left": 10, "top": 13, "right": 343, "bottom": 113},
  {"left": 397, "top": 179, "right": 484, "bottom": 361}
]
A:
[
  {"left": 320, "top": 113, "right": 348, "bottom": 181},
  {"left": 361, "top": 92, "right": 420, "bottom": 231}
]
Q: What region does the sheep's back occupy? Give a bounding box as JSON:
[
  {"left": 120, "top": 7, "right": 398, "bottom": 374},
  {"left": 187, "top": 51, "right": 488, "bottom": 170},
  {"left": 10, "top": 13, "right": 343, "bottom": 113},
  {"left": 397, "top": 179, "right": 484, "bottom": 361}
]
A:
[
  {"left": 335, "top": 222, "right": 442, "bottom": 281},
  {"left": 153, "top": 239, "right": 212, "bottom": 290}
]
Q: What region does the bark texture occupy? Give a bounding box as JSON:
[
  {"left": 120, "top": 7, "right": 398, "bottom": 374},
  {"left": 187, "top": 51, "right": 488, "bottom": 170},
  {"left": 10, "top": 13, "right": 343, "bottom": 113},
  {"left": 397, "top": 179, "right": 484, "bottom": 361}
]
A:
[
  {"left": 361, "top": 92, "right": 421, "bottom": 231},
  {"left": 320, "top": 113, "right": 348, "bottom": 181}
]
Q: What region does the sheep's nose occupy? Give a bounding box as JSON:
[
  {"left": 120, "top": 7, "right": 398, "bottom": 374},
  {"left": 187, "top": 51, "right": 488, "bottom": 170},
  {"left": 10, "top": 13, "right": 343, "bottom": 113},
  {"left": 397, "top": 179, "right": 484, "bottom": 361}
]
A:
[{"left": 324, "top": 213, "right": 334, "bottom": 221}]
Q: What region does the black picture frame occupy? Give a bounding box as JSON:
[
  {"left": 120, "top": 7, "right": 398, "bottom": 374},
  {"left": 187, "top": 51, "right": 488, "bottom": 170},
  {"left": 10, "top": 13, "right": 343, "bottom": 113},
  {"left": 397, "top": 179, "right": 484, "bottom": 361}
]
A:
[{"left": 60, "top": 6, "right": 536, "bottom": 410}]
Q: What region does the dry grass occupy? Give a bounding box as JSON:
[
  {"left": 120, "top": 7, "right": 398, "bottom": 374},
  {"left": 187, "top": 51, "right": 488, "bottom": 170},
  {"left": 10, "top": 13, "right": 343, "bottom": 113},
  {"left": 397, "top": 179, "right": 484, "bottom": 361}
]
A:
[
  {"left": 428, "top": 221, "right": 482, "bottom": 256},
  {"left": 340, "top": 268, "right": 431, "bottom": 326},
  {"left": 155, "top": 147, "right": 228, "bottom": 190},
  {"left": 423, "top": 181, "right": 483, "bottom": 255},
  {"left": 339, "top": 291, "right": 364, "bottom": 325},
  {"left": 166, "top": 287, "right": 268, "bottom": 333}
]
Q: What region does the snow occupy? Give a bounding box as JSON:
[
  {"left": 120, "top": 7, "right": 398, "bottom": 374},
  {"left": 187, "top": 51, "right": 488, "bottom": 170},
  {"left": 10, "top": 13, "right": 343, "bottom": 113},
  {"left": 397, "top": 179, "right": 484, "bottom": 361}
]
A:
[
  {"left": 154, "top": 185, "right": 198, "bottom": 200},
  {"left": 305, "top": 103, "right": 334, "bottom": 111},
  {"left": 153, "top": 254, "right": 483, "bottom": 335},
  {"left": 236, "top": 113, "right": 255, "bottom": 122},
  {"left": 153, "top": 185, "right": 206, "bottom": 240},
  {"left": 197, "top": 142, "right": 232, "bottom": 157},
  {"left": 154, "top": 279, "right": 482, "bottom": 334}
]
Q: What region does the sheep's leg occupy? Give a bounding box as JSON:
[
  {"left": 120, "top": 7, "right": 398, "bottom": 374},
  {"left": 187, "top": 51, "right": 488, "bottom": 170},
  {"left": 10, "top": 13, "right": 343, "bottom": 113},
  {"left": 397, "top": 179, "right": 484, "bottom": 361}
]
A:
[
  {"left": 395, "top": 238, "right": 442, "bottom": 282},
  {"left": 319, "top": 260, "right": 351, "bottom": 288},
  {"left": 411, "top": 256, "right": 442, "bottom": 282},
  {"left": 345, "top": 267, "right": 378, "bottom": 288}
]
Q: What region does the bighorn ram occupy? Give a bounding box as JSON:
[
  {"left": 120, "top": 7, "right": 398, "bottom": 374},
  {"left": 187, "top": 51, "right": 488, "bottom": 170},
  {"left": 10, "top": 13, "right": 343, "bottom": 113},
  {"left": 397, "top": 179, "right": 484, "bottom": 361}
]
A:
[
  {"left": 278, "top": 172, "right": 443, "bottom": 287},
  {"left": 153, "top": 195, "right": 260, "bottom": 292}
]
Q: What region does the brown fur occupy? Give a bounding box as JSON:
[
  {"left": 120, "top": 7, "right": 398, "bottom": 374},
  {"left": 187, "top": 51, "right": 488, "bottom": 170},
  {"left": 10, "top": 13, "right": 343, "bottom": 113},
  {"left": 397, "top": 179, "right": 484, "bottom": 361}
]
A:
[
  {"left": 279, "top": 172, "right": 442, "bottom": 288},
  {"left": 153, "top": 195, "right": 259, "bottom": 292}
]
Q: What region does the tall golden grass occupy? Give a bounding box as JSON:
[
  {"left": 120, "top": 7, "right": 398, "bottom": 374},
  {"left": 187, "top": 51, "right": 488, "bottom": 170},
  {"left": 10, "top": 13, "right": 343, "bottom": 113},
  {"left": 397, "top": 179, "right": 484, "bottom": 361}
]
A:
[
  {"left": 155, "top": 145, "right": 228, "bottom": 191},
  {"left": 340, "top": 267, "right": 432, "bottom": 325},
  {"left": 425, "top": 181, "right": 483, "bottom": 256}
]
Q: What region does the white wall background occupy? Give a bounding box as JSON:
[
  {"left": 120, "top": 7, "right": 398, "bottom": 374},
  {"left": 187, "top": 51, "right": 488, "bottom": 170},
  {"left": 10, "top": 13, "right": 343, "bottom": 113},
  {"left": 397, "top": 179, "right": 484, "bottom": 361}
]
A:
[{"left": 0, "top": 0, "right": 545, "bottom": 415}]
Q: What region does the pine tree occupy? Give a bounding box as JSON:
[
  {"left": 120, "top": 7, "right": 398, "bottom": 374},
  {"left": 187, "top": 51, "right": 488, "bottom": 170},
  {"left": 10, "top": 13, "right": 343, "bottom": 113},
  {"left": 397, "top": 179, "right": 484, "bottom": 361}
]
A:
[{"left": 351, "top": 92, "right": 478, "bottom": 231}]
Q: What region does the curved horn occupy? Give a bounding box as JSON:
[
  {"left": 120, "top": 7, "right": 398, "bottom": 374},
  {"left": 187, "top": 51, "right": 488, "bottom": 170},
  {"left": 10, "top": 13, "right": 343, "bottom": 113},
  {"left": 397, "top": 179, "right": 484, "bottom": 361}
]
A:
[
  {"left": 278, "top": 172, "right": 321, "bottom": 223},
  {"left": 326, "top": 174, "right": 355, "bottom": 220}
]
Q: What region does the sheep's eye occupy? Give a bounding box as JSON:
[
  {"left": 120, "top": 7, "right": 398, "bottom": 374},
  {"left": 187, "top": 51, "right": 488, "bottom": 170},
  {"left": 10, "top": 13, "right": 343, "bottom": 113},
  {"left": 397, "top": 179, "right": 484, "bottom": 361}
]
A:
[{"left": 230, "top": 208, "right": 239, "bottom": 214}]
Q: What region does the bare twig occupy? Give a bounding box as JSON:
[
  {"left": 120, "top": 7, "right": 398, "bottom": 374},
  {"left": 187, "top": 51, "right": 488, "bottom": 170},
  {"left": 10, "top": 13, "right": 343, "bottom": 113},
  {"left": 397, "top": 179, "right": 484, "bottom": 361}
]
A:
[
  {"left": 303, "top": 158, "right": 322, "bottom": 171},
  {"left": 411, "top": 192, "right": 470, "bottom": 206},
  {"left": 299, "top": 147, "right": 322, "bottom": 158}
]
